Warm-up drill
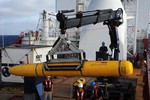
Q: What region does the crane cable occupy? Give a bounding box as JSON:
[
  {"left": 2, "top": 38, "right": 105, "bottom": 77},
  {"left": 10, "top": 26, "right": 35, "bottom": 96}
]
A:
[
  {"left": 33, "top": 48, "right": 42, "bottom": 63},
  {"left": 3, "top": 49, "right": 14, "bottom": 64},
  {"left": 15, "top": 50, "right": 32, "bottom": 64}
]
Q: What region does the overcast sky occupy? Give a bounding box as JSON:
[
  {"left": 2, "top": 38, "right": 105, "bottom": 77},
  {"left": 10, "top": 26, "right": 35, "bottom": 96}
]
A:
[{"left": 0, "top": 0, "right": 55, "bottom": 35}]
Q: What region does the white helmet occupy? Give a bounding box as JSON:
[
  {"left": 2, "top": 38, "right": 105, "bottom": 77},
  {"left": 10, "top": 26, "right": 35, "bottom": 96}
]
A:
[{"left": 78, "top": 83, "right": 83, "bottom": 88}]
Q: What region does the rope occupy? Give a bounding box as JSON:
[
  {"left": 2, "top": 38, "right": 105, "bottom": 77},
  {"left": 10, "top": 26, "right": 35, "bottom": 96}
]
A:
[
  {"left": 36, "top": 14, "right": 42, "bottom": 31},
  {"left": 15, "top": 50, "right": 32, "bottom": 64},
  {"left": 33, "top": 48, "right": 42, "bottom": 63},
  {"left": 3, "top": 49, "right": 14, "bottom": 64}
]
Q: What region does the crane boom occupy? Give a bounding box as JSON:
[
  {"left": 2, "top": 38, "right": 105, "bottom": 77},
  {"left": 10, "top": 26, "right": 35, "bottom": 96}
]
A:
[{"left": 56, "top": 8, "right": 123, "bottom": 33}]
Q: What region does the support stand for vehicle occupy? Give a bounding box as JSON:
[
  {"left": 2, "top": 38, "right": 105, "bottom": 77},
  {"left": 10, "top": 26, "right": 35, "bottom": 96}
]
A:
[{"left": 24, "top": 77, "right": 45, "bottom": 100}]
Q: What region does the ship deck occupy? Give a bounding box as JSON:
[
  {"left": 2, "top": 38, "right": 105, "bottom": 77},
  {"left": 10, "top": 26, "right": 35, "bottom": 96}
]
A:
[
  {"left": 132, "top": 68, "right": 144, "bottom": 100},
  {"left": 0, "top": 68, "right": 144, "bottom": 100}
]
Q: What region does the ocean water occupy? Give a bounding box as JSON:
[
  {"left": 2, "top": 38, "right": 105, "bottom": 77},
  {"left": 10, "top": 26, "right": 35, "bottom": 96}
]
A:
[{"left": 0, "top": 35, "right": 19, "bottom": 48}]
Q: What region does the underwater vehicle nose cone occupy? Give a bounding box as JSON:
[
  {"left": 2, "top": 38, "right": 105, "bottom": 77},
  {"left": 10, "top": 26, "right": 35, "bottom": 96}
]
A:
[{"left": 2, "top": 67, "right": 10, "bottom": 77}]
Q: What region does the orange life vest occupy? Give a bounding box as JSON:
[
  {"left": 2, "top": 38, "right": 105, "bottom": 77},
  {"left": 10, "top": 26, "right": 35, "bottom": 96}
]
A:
[
  {"left": 93, "top": 85, "right": 100, "bottom": 98},
  {"left": 77, "top": 88, "right": 84, "bottom": 100},
  {"left": 44, "top": 78, "right": 52, "bottom": 91}
]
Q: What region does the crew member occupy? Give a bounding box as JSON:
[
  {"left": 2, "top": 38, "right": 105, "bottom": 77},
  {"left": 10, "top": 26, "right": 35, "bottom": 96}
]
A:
[
  {"left": 90, "top": 81, "right": 104, "bottom": 100},
  {"left": 143, "top": 48, "right": 147, "bottom": 60},
  {"left": 43, "top": 76, "right": 53, "bottom": 100},
  {"left": 142, "top": 60, "right": 148, "bottom": 99},
  {"left": 76, "top": 83, "right": 85, "bottom": 100},
  {"left": 99, "top": 42, "right": 108, "bottom": 53},
  {"left": 99, "top": 42, "right": 108, "bottom": 60}
]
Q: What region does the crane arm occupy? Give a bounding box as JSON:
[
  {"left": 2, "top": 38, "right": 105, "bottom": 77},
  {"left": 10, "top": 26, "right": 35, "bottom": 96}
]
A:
[{"left": 56, "top": 8, "right": 123, "bottom": 34}]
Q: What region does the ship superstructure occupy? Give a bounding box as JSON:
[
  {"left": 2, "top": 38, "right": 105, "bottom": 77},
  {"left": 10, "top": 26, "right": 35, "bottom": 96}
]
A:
[
  {"left": 122, "top": 0, "right": 149, "bottom": 56},
  {"left": 0, "top": 10, "right": 59, "bottom": 83}
]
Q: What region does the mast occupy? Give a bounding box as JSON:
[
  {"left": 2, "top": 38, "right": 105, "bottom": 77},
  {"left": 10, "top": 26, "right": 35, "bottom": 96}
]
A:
[{"left": 41, "top": 10, "right": 52, "bottom": 40}]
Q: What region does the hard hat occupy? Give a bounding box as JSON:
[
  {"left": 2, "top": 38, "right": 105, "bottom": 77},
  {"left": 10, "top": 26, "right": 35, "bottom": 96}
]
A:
[
  {"left": 78, "top": 83, "right": 83, "bottom": 88},
  {"left": 90, "top": 81, "right": 96, "bottom": 87},
  {"left": 77, "top": 78, "right": 86, "bottom": 85}
]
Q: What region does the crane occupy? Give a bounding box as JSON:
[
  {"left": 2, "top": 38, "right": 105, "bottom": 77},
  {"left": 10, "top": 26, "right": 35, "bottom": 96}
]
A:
[
  {"left": 49, "top": 8, "right": 123, "bottom": 61},
  {"left": 2, "top": 8, "right": 133, "bottom": 77}
]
